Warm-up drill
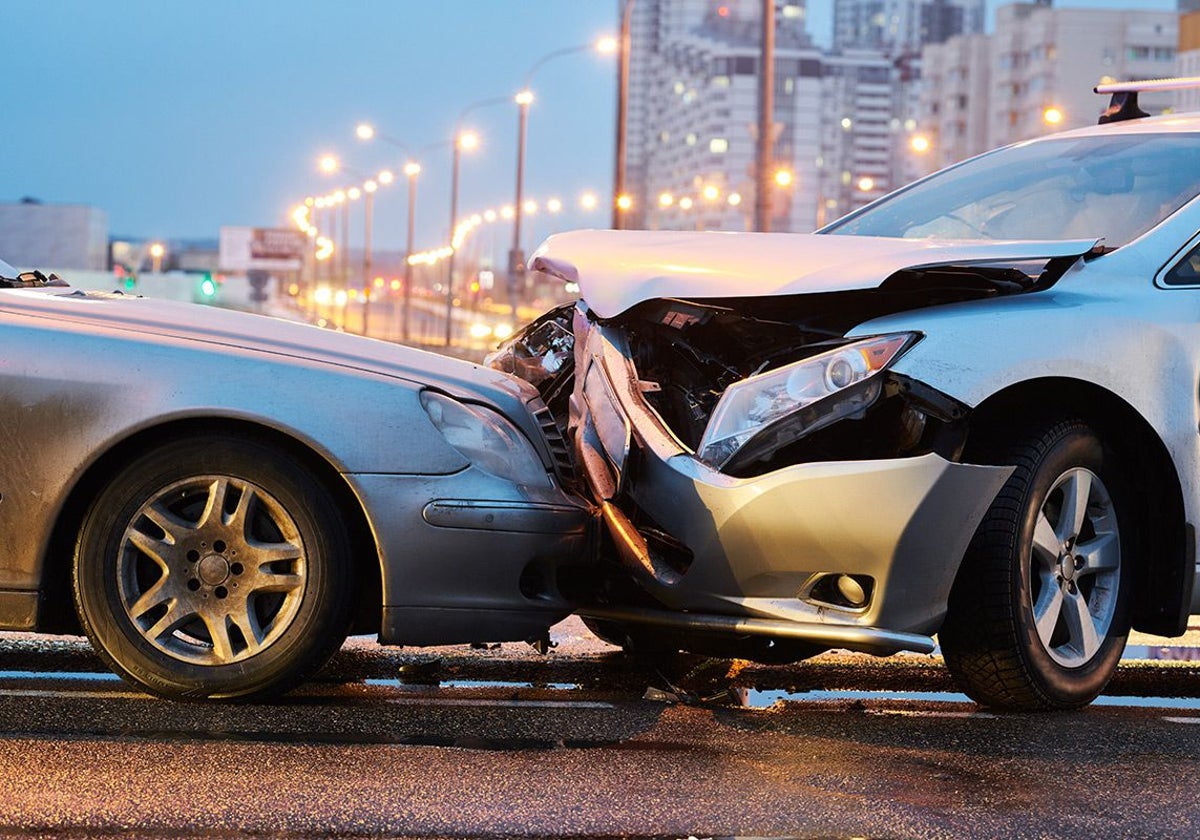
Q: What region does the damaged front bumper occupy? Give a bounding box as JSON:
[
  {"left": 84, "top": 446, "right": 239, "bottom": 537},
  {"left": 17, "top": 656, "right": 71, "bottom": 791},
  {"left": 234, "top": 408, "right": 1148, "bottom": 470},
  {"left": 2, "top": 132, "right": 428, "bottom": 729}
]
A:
[{"left": 575, "top": 323, "right": 1012, "bottom": 656}]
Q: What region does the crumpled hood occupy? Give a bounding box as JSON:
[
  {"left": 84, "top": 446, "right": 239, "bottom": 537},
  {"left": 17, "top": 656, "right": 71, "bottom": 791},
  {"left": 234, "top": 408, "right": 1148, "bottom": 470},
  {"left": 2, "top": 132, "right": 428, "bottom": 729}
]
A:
[
  {"left": 0, "top": 287, "right": 525, "bottom": 400},
  {"left": 530, "top": 230, "right": 1098, "bottom": 318}
]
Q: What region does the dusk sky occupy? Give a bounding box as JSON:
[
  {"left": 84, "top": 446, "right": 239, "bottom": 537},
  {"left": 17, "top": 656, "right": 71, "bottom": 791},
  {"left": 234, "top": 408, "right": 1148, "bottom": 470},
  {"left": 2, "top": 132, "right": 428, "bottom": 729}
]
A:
[{"left": 3, "top": 0, "right": 1180, "bottom": 257}]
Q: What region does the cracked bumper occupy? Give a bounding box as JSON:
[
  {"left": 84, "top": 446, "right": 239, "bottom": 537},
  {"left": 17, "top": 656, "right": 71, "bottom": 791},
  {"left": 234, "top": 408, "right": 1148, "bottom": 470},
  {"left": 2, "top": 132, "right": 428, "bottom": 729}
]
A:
[{"left": 576, "top": 329, "right": 1012, "bottom": 654}]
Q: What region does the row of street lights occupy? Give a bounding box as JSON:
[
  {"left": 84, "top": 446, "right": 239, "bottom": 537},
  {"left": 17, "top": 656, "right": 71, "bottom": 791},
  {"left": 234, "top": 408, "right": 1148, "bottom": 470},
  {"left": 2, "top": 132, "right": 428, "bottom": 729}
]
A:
[{"left": 299, "top": 34, "right": 622, "bottom": 346}]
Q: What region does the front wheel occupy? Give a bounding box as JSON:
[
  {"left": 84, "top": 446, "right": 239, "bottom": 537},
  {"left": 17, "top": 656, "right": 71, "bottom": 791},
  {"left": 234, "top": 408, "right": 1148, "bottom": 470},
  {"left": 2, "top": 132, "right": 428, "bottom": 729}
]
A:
[
  {"left": 940, "top": 417, "right": 1131, "bottom": 711},
  {"left": 74, "top": 435, "right": 355, "bottom": 700}
]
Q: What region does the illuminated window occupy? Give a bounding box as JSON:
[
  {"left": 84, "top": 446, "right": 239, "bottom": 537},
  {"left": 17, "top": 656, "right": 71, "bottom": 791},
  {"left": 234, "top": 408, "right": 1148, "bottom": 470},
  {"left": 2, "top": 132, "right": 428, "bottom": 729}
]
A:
[
  {"left": 709, "top": 138, "right": 728, "bottom": 154},
  {"left": 685, "top": 133, "right": 698, "bottom": 146}
]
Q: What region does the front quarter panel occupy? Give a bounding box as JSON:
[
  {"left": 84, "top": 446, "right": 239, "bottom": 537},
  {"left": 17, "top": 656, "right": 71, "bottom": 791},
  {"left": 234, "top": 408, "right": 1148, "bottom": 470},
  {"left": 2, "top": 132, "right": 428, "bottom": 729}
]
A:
[
  {"left": 0, "top": 313, "right": 470, "bottom": 594},
  {"left": 851, "top": 249, "right": 1200, "bottom": 528}
]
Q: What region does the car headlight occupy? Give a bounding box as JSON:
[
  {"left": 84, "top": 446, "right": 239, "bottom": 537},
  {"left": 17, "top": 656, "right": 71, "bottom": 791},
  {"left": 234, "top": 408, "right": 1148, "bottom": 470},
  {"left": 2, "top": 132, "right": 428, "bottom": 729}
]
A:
[
  {"left": 421, "top": 392, "right": 551, "bottom": 488},
  {"left": 696, "top": 333, "right": 919, "bottom": 469}
]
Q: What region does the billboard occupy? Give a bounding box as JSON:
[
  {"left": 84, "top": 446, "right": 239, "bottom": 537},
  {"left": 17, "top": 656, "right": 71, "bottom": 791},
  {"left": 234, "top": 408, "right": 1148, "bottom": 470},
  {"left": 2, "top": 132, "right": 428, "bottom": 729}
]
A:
[{"left": 219, "top": 226, "right": 306, "bottom": 272}]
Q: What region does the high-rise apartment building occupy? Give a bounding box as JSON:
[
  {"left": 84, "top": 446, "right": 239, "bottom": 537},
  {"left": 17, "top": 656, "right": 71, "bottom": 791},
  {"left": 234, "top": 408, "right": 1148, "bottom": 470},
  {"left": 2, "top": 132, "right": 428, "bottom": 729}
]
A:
[
  {"left": 917, "top": 4, "right": 1179, "bottom": 178},
  {"left": 625, "top": 0, "right": 821, "bottom": 232},
  {"left": 989, "top": 4, "right": 1177, "bottom": 148},
  {"left": 833, "top": 0, "right": 985, "bottom": 54},
  {"left": 623, "top": 0, "right": 997, "bottom": 232},
  {"left": 1177, "top": 10, "right": 1200, "bottom": 111},
  {"left": 912, "top": 32, "right": 990, "bottom": 174}
]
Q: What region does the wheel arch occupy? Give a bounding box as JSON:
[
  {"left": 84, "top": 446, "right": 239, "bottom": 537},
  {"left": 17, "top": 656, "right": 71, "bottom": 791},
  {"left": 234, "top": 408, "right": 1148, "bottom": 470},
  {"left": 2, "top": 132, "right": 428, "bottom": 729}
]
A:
[
  {"left": 964, "top": 376, "right": 1191, "bottom": 636},
  {"left": 39, "top": 417, "right": 383, "bottom": 636}
]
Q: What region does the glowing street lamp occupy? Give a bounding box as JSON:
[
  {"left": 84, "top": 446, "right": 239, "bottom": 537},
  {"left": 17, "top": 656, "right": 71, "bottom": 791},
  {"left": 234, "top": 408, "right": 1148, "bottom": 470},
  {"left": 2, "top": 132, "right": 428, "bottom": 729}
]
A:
[
  {"left": 148, "top": 242, "right": 165, "bottom": 273},
  {"left": 774, "top": 168, "right": 794, "bottom": 188},
  {"left": 512, "top": 37, "right": 618, "bottom": 300},
  {"left": 1043, "top": 106, "right": 1065, "bottom": 126},
  {"left": 910, "top": 134, "right": 931, "bottom": 153},
  {"left": 445, "top": 100, "right": 501, "bottom": 347}
]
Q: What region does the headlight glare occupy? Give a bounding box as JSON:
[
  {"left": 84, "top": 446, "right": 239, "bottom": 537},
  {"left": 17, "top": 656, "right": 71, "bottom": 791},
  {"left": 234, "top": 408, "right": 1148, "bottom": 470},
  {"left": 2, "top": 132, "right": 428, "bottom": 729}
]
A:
[{"left": 697, "top": 333, "right": 917, "bottom": 468}]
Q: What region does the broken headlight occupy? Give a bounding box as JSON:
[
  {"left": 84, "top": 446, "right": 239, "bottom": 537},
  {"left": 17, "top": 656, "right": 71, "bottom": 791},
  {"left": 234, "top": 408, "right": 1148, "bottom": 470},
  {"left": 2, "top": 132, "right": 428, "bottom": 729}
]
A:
[
  {"left": 421, "top": 391, "right": 552, "bottom": 488},
  {"left": 696, "top": 333, "right": 919, "bottom": 469}
]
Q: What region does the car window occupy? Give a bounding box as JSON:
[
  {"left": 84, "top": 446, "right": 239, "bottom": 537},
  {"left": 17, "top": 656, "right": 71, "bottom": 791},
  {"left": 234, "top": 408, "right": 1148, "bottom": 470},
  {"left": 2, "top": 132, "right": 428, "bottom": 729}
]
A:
[
  {"left": 1163, "top": 241, "right": 1200, "bottom": 286},
  {"left": 824, "top": 133, "right": 1200, "bottom": 249}
]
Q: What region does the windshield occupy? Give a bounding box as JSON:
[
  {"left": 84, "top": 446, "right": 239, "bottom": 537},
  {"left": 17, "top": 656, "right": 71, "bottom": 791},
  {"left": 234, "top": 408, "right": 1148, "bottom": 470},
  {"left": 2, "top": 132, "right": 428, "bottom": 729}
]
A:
[
  {"left": 824, "top": 133, "right": 1200, "bottom": 248},
  {"left": 0, "top": 258, "right": 18, "bottom": 280}
]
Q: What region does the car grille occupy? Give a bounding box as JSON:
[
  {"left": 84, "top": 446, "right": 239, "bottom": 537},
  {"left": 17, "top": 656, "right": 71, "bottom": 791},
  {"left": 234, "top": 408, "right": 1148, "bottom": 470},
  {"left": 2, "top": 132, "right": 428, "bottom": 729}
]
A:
[{"left": 529, "top": 398, "right": 577, "bottom": 487}]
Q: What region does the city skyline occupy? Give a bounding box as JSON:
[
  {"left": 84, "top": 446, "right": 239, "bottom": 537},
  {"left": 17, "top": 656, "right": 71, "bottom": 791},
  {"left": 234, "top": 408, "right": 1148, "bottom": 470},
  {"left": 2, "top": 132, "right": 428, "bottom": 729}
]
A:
[{"left": 4, "top": 0, "right": 1182, "bottom": 257}]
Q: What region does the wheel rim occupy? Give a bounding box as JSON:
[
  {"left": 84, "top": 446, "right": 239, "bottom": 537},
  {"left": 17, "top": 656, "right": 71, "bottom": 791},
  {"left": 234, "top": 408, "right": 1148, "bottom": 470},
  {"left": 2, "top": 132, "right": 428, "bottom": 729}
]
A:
[
  {"left": 1029, "top": 467, "right": 1121, "bottom": 668},
  {"left": 116, "top": 475, "right": 308, "bottom": 665}
]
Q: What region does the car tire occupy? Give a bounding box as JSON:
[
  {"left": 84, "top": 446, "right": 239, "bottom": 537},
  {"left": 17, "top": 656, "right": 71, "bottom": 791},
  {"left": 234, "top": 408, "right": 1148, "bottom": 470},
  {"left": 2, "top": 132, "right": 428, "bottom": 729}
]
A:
[
  {"left": 940, "top": 416, "right": 1131, "bottom": 711},
  {"left": 74, "top": 434, "right": 355, "bottom": 701}
]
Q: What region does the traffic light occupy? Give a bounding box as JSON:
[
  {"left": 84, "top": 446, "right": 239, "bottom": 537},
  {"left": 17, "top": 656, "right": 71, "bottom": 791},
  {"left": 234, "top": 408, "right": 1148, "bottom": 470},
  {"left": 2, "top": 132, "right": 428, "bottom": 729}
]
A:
[
  {"left": 114, "top": 264, "right": 136, "bottom": 291},
  {"left": 198, "top": 272, "right": 217, "bottom": 300}
]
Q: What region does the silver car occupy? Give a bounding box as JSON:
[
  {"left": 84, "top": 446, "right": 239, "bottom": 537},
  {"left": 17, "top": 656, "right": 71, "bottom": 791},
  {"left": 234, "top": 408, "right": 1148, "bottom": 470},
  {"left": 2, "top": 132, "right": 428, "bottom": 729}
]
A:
[
  {"left": 0, "top": 268, "right": 588, "bottom": 700},
  {"left": 496, "top": 91, "right": 1200, "bottom": 711}
]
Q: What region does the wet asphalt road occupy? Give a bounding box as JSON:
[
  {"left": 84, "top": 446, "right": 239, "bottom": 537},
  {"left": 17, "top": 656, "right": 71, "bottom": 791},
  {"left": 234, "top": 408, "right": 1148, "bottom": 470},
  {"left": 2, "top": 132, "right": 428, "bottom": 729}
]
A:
[{"left": 2, "top": 618, "right": 1200, "bottom": 839}]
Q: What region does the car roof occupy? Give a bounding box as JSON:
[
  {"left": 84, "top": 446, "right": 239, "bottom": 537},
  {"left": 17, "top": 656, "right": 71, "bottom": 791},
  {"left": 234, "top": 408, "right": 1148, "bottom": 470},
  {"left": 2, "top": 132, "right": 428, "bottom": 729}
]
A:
[{"left": 1029, "top": 111, "right": 1200, "bottom": 142}]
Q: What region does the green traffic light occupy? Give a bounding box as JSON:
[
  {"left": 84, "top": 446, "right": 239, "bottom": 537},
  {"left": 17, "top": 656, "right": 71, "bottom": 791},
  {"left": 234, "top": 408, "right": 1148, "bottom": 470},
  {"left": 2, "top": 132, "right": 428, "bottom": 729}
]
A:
[{"left": 199, "top": 277, "right": 217, "bottom": 298}]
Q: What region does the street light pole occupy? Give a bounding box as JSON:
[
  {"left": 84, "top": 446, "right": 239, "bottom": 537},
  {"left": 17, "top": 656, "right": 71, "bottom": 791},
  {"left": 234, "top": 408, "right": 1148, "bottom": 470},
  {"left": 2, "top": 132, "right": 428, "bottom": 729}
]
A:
[
  {"left": 509, "top": 91, "right": 532, "bottom": 314},
  {"left": 754, "top": 0, "right": 776, "bottom": 233},
  {"left": 340, "top": 195, "right": 350, "bottom": 292},
  {"left": 444, "top": 137, "right": 463, "bottom": 347},
  {"left": 362, "top": 181, "right": 376, "bottom": 337},
  {"left": 403, "top": 162, "right": 420, "bottom": 343},
  {"left": 613, "top": 0, "right": 635, "bottom": 230},
  {"left": 443, "top": 96, "right": 507, "bottom": 347},
  {"left": 508, "top": 38, "right": 615, "bottom": 313}
]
